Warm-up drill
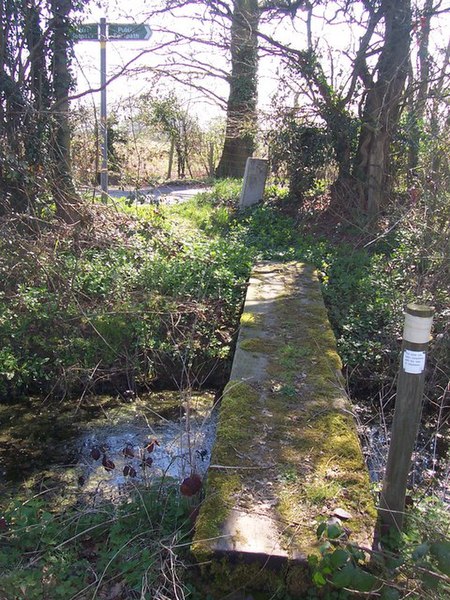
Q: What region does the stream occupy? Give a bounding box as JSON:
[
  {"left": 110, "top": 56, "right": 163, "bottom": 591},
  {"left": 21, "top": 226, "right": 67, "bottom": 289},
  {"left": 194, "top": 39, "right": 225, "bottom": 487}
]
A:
[
  {"left": 355, "top": 401, "right": 450, "bottom": 505},
  {"left": 0, "top": 389, "right": 448, "bottom": 509},
  {"left": 0, "top": 391, "right": 218, "bottom": 505}
]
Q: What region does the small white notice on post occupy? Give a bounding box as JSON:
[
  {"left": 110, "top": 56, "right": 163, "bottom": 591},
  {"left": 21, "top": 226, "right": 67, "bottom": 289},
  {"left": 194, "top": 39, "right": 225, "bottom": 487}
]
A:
[{"left": 403, "top": 349, "right": 426, "bottom": 374}]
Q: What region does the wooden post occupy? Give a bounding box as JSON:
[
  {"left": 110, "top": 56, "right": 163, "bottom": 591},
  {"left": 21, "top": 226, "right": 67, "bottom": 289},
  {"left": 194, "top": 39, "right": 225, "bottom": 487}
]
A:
[
  {"left": 208, "top": 142, "right": 215, "bottom": 177},
  {"left": 167, "top": 138, "right": 175, "bottom": 180},
  {"left": 379, "top": 303, "right": 434, "bottom": 532}
]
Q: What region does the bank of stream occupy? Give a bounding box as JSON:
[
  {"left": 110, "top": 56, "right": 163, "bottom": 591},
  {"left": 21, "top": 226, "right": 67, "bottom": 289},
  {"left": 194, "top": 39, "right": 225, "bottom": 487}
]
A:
[{"left": 355, "top": 398, "right": 450, "bottom": 505}]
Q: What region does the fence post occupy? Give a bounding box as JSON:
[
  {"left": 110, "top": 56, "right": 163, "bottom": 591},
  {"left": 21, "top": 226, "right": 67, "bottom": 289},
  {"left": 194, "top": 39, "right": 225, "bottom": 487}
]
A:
[
  {"left": 208, "top": 142, "right": 215, "bottom": 177},
  {"left": 379, "top": 303, "right": 434, "bottom": 533},
  {"left": 167, "top": 138, "right": 175, "bottom": 180}
]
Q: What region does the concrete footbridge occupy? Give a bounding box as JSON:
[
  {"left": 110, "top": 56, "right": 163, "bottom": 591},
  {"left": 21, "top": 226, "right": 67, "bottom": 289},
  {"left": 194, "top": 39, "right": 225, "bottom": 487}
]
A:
[{"left": 192, "top": 262, "right": 375, "bottom": 595}]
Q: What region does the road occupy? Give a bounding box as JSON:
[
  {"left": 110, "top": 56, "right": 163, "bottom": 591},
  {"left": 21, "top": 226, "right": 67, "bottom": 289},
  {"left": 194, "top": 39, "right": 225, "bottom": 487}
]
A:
[{"left": 85, "top": 182, "right": 211, "bottom": 205}]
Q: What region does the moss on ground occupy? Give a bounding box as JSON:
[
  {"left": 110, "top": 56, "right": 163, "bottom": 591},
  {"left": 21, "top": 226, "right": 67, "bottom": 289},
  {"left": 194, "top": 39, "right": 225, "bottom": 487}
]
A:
[
  {"left": 204, "top": 559, "right": 312, "bottom": 597},
  {"left": 214, "top": 381, "right": 259, "bottom": 450},
  {"left": 240, "top": 311, "right": 264, "bottom": 328},
  {"left": 240, "top": 337, "right": 279, "bottom": 353}
]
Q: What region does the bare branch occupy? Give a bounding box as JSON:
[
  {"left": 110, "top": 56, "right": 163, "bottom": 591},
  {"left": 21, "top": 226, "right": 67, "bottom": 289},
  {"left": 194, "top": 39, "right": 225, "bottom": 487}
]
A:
[
  {"left": 342, "top": 5, "right": 383, "bottom": 104},
  {"left": 66, "top": 42, "right": 174, "bottom": 104}
]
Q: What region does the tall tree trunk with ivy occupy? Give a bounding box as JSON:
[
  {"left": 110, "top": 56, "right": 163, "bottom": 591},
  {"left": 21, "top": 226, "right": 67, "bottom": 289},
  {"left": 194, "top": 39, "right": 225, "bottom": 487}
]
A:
[
  {"left": 215, "top": 0, "right": 259, "bottom": 178},
  {"left": 352, "top": 0, "right": 411, "bottom": 218},
  {"left": 0, "top": 0, "right": 47, "bottom": 213},
  {"left": 0, "top": 0, "right": 82, "bottom": 221},
  {"left": 50, "top": 0, "right": 81, "bottom": 224}
]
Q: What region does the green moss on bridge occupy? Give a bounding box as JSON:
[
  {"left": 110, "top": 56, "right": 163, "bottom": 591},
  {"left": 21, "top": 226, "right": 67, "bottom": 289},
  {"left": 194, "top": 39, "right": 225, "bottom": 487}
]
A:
[{"left": 192, "top": 262, "right": 375, "bottom": 595}]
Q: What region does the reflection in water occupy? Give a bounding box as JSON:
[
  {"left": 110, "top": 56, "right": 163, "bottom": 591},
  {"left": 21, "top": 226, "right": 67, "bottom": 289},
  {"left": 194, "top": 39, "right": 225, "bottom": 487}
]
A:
[{"left": 0, "top": 391, "right": 218, "bottom": 503}]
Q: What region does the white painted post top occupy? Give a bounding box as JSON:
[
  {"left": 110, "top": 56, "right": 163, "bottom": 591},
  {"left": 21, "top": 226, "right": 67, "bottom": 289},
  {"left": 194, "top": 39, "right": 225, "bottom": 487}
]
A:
[{"left": 403, "top": 303, "right": 434, "bottom": 344}]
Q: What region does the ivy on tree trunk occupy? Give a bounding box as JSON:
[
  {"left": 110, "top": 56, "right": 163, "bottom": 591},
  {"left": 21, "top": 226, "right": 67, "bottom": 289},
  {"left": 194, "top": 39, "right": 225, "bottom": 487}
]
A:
[
  {"left": 215, "top": 0, "right": 259, "bottom": 179},
  {"left": 50, "top": 0, "right": 82, "bottom": 224},
  {"left": 406, "top": 0, "right": 433, "bottom": 182},
  {"left": 0, "top": 0, "right": 82, "bottom": 223}
]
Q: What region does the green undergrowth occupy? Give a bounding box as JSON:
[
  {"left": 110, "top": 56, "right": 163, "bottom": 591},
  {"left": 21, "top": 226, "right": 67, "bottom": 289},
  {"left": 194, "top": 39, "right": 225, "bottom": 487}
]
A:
[
  {"left": 1, "top": 180, "right": 448, "bottom": 598},
  {"left": 309, "top": 496, "right": 450, "bottom": 600},
  {"left": 231, "top": 205, "right": 412, "bottom": 393},
  {"left": 197, "top": 182, "right": 447, "bottom": 403},
  {"left": 2, "top": 180, "right": 446, "bottom": 404},
  {"left": 0, "top": 484, "right": 195, "bottom": 600},
  {"left": 0, "top": 196, "right": 252, "bottom": 399}
]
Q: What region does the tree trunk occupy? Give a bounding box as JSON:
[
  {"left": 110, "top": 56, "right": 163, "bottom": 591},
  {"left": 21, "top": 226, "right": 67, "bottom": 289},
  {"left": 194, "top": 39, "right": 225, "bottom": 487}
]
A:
[
  {"left": 0, "top": 0, "right": 33, "bottom": 213},
  {"left": 25, "top": 1, "right": 51, "bottom": 176},
  {"left": 215, "top": 0, "right": 259, "bottom": 179},
  {"left": 353, "top": 0, "right": 411, "bottom": 218},
  {"left": 430, "top": 39, "right": 450, "bottom": 177},
  {"left": 407, "top": 0, "right": 433, "bottom": 182},
  {"left": 50, "top": 0, "right": 81, "bottom": 224},
  {"left": 325, "top": 108, "right": 355, "bottom": 186}
]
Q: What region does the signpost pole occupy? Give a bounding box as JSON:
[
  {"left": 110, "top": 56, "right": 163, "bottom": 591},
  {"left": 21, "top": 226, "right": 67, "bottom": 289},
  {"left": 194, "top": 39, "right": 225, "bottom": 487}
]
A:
[
  {"left": 99, "top": 17, "right": 108, "bottom": 202},
  {"left": 74, "top": 20, "right": 152, "bottom": 201},
  {"left": 379, "top": 303, "right": 434, "bottom": 534}
]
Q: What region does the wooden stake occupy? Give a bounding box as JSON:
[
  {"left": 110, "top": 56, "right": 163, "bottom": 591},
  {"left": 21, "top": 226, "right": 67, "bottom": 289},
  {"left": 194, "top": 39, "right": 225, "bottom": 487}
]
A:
[
  {"left": 208, "top": 142, "right": 215, "bottom": 177},
  {"left": 167, "top": 138, "right": 175, "bottom": 180},
  {"left": 379, "top": 303, "right": 434, "bottom": 532}
]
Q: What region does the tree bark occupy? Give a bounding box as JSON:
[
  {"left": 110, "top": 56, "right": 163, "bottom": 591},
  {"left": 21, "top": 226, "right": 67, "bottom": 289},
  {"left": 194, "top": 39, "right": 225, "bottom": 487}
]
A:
[
  {"left": 25, "top": 1, "right": 52, "bottom": 171},
  {"left": 407, "top": 0, "right": 433, "bottom": 181},
  {"left": 0, "top": 0, "right": 38, "bottom": 213},
  {"left": 353, "top": 0, "right": 412, "bottom": 218},
  {"left": 50, "top": 0, "right": 81, "bottom": 224},
  {"left": 215, "top": 0, "right": 259, "bottom": 178}
]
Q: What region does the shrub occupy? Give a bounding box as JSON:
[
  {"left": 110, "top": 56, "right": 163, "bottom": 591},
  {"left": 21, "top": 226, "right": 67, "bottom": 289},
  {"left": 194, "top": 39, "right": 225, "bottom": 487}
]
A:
[{"left": 269, "top": 117, "right": 334, "bottom": 199}]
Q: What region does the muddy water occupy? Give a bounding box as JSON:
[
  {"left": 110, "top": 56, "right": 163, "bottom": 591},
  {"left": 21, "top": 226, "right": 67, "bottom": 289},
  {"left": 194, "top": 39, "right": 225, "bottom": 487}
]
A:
[{"left": 0, "top": 391, "right": 218, "bottom": 503}]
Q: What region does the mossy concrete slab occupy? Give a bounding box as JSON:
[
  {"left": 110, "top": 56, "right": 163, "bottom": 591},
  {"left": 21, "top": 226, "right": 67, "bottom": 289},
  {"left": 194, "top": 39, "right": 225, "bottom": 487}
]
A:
[{"left": 192, "top": 262, "right": 375, "bottom": 592}]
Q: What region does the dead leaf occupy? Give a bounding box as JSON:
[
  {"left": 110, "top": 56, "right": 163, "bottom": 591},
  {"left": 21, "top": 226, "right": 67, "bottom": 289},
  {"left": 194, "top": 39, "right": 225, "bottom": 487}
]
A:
[{"left": 333, "top": 507, "right": 353, "bottom": 520}]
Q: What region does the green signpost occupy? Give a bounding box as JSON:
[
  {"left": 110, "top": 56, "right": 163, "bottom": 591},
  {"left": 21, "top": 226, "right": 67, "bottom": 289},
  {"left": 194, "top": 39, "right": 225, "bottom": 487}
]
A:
[
  {"left": 74, "top": 21, "right": 152, "bottom": 42},
  {"left": 109, "top": 23, "right": 152, "bottom": 40},
  {"left": 73, "top": 23, "right": 98, "bottom": 41},
  {"left": 74, "top": 20, "right": 152, "bottom": 200}
]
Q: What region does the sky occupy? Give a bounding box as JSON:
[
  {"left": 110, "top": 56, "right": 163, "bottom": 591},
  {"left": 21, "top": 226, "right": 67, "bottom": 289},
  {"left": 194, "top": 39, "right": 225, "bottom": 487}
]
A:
[
  {"left": 73, "top": 1, "right": 231, "bottom": 124},
  {"left": 73, "top": 1, "right": 450, "bottom": 128},
  {"left": 73, "top": 1, "right": 328, "bottom": 125}
]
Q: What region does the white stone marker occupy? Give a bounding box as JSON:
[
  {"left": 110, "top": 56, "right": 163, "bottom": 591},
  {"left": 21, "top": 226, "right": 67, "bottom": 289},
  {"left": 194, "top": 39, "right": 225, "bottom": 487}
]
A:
[{"left": 239, "top": 158, "right": 268, "bottom": 209}]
